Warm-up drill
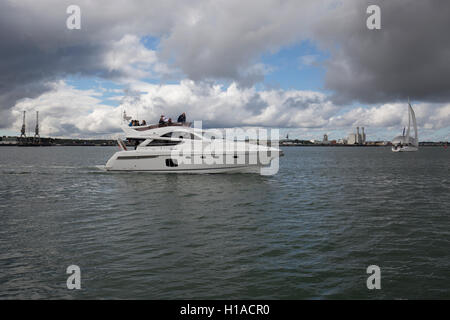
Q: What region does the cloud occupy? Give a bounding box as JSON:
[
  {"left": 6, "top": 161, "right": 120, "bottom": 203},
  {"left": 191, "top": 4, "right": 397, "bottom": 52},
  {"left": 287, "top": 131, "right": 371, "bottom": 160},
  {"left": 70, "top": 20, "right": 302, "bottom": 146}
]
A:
[
  {"left": 9, "top": 80, "right": 339, "bottom": 136},
  {"left": 329, "top": 102, "right": 450, "bottom": 131},
  {"left": 157, "top": 1, "right": 321, "bottom": 84},
  {"left": 314, "top": 0, "right": 450, "bottom": 103},
  {"left": 117, "top": 80, "right": 339, "bottom": 128},
  {"left": 9, "top": 79, "right": 449, "bottom": 141},
  {"left": 0, "top": 0, "right": 184, "bottom": 127},
  {"left": 0, "top": 1, "right": 326, "bottom": 117},
  {"left": 103, "top": 34, "right": 175, "bottom": 82},
  {"left": 1, "top": 0, "right": 450, "bottom": 137},
  {"left": 11, "top": 81, "right": 120, "bottom": 138}
]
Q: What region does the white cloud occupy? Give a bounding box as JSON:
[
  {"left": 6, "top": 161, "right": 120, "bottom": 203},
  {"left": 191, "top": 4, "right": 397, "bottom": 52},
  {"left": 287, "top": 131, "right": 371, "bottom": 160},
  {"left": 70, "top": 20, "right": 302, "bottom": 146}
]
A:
[
  {"left": 11, "top": 81, "right": 121, "bottom": 138},
  {"left": 9, "top": 80, "right": 340, "bottom": 137},
  {"left": 118, "top": 80, "right": 340, "bottom": 129},
  {"left": 330, "top": 102, "right": 450, "bottom": 131},
  {"left": 103, "top": 35, "right": 175, "bottom": 82},
  {"left": 8, "top": 81, "right": 450, "bottom": 140}
]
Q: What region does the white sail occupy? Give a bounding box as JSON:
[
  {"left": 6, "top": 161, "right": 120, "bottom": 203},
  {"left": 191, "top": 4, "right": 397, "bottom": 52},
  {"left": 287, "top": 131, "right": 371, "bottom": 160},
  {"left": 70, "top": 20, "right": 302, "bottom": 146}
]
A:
[
  {"left": 406, "top": 101, "right": 410, "bottom": 138},
  {"left": 409, "top": 102, "right": 419, "bottom": 147},
  {"left": 391, "top": 100, "right": 419, "bottom": 152}
]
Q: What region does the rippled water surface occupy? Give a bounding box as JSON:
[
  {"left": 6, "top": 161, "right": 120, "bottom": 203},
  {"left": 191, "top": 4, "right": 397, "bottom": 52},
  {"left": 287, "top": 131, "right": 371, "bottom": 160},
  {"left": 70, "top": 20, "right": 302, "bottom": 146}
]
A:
[{"left": 0, "top": 146, "right": 449, "bottom": 299}]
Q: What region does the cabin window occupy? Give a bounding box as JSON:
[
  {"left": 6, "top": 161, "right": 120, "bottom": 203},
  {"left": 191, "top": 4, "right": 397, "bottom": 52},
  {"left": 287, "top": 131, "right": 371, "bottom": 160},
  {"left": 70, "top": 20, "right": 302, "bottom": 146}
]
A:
[
  {"left": 165, "top": 159, "right": 178, "bottom": 167},
  {"left": 162, "top": 132, "right": 183, "bottom": 138},
  {"left": 162, "top": 132, "right": 201, "bottom": 141},
  {"left": 160, "top": 132, "right": 197, "bottom": 139},
  {"left": 146, "top": 139, "right": 181, "bottom": 146}
]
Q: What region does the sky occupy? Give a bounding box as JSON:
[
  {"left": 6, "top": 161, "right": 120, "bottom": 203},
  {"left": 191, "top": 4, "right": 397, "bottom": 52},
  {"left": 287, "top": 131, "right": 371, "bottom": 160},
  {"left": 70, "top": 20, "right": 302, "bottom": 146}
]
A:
[{"left": 0, "top": 0, "right": 449, "bottom": 141}]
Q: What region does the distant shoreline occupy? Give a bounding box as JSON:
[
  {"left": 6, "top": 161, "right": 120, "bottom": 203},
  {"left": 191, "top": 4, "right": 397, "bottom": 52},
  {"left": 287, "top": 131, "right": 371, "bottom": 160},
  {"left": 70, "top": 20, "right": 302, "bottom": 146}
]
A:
[
  {"left": 279, "top": 144, "right": 447, "bottom": 147},
  {"left": 0, "top": 142, "right": 447, "bottom": 147},
  {"left": 0, "top": 136, "right": 448, "bottom": 147}
]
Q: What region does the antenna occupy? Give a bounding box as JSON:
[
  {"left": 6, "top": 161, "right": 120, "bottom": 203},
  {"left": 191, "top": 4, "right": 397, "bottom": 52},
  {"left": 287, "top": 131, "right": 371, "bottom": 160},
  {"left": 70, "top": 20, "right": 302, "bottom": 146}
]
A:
[
  {"left": 123, "top": 110, "right": 132, "bottom": 123},
  {"left": 20, "top": 111, "right": 26, "bottom": 138}
]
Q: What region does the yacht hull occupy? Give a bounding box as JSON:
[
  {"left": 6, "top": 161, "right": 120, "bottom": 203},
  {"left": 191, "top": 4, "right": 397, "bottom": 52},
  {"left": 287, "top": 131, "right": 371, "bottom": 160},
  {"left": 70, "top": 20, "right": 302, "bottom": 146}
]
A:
[
  {"left": 101, "top": 165, "right": 262, "bottom": 174},
  {"left": 102, "top": 151, "right": 279, "bottom": 174}
]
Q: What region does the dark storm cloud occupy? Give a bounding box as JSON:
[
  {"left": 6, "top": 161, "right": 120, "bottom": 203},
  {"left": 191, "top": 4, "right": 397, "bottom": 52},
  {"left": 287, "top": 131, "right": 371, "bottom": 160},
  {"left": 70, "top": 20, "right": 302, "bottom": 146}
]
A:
[
  {"left": 282, "top": 95, "right": 323, "bottom": 111},
  {"left": 0, "top": 1, "right": 108, "bottom": 127},
  {"left": 0, "top": 82, "right": 51, "bottom": 127},
  {"left": 316, "top": 0, "right": 450, "bottom": 104},
  {"left": 0, "top": 0, "right": 183, "bottom": 129}
]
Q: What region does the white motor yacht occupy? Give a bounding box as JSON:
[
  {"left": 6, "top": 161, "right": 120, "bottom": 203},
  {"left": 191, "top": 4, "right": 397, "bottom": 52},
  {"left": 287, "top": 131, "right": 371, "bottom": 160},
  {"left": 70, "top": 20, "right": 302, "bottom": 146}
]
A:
[
  {"left": 99, "top": 112, "right": 283, "bottom": 174},
  {"left": 391, "top": 100, "right": 419, "bottom": 152}
]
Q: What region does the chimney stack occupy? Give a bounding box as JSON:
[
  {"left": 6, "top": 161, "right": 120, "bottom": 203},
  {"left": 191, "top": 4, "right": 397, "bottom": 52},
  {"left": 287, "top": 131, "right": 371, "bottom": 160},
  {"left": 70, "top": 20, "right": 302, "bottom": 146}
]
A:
[{"left": 356, "top": 127, "right": 360, "bottom": 144}]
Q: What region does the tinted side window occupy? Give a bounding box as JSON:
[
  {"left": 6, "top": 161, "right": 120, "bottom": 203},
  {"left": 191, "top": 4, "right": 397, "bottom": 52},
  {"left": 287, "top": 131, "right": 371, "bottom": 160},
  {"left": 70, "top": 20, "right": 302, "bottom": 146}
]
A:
[
  {"left": 165, "top": 159, "right": 178, "bottom": 167},
  {"left": 161, "top": 132, "right": 199, "bottom": 140},
  {"left": 147, "top": 139, "right": 181, "bottom": 146}
]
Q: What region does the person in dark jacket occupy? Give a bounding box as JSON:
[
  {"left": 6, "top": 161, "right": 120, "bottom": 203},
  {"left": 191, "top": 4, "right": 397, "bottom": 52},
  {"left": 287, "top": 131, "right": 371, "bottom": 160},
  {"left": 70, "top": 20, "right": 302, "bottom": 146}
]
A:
[{"left": 177, "top": 112, "right": 186, "bottom": 123}]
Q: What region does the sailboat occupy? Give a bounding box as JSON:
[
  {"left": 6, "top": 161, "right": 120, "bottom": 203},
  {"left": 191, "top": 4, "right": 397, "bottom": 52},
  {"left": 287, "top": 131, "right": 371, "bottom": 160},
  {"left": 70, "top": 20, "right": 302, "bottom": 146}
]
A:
[{"left": 391, "top": 99, "right": 419, "bottom": 152}]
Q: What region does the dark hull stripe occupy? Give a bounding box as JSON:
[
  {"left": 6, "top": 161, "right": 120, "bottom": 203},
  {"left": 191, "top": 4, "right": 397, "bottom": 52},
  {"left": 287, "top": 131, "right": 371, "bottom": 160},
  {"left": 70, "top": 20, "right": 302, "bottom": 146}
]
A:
[
  {"left": 117, "top": 155, "right": 159, "bottom": 160},
  {"left": 107, "top": 165, "right": 255, "bottom": 172}
]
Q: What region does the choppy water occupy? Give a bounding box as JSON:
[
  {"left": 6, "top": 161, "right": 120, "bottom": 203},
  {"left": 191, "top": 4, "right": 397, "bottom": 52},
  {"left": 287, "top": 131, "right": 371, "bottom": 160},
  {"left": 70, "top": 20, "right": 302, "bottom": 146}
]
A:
[{"left": 0, "top": 146, "right": 449, "bottom": 299}]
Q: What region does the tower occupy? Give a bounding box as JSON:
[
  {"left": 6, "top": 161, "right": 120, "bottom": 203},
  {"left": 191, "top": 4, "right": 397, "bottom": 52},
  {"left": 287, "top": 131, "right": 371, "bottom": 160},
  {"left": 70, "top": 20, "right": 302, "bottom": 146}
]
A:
[
  {"left": 362, "top": 127, "right": 366, "bottom": 144},
  {"left": 356, "top": 127, "right": 360, "bottom": 144},
  {"left": 34, "top": 111, "right": 40, "bottom": 143},
  {"left": 20, "top": 111, "right": 26, "bottom": 138}
]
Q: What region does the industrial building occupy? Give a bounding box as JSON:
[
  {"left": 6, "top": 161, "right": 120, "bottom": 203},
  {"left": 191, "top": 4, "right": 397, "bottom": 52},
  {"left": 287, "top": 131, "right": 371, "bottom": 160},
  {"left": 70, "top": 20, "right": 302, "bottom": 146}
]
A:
[
  {"left": 0, "top": 136, "right": 18, "bottom": 145},
  {"left": 347, "top": 127, "right": 366, "bottom": 145}
]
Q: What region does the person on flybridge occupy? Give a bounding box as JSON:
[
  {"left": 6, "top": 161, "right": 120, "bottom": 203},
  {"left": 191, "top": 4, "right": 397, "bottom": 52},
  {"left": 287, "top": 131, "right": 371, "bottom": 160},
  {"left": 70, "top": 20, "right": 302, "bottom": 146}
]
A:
[
  {"left": 157, "top": 113, "right": 187, "bottom": 126},
  {"left": 159, "top": 115, "right": 166, "bottom": 125},
  {"left": 127, "top": 112, "right": 187, "bottom": 126},
  {"left": 129, "top": 119, "right": 142, "bottom": 126},
  {"left": 177, "top": 112, "right": 186, "bottom": 123}
]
